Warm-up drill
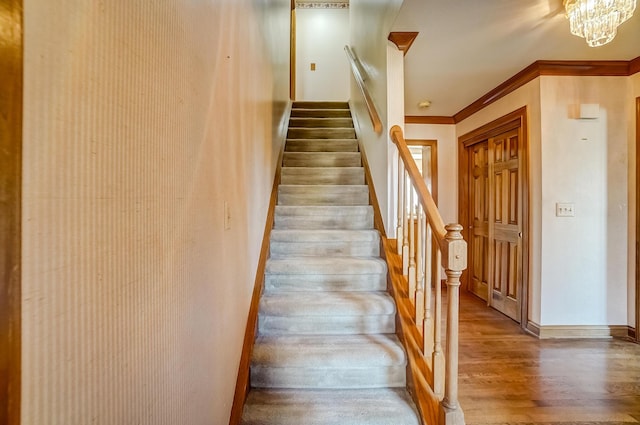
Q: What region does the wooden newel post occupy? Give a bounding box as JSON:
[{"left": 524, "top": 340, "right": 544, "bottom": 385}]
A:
[{"left": 439, "top": 223, "right": 467, "bottom": 425}]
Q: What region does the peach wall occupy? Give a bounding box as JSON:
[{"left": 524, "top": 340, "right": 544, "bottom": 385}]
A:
[{"left": 22, "top": 1, "right": 290, "bottom": 424}]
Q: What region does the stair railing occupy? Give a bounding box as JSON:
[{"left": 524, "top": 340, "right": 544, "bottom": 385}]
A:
[
  {"left": 389, "top": 125, "right": 467, "bottom": 425},
  {"left": 344, "top": 45, "right": 382, "bottom": 134}
]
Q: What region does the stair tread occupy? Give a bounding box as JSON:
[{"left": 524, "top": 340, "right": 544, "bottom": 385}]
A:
[
  {"left": 260, "top": 291, "right": 395, "bottom": 316},
  {"left": 242, "top": 389, "right": 420, "bottom": 425},
  {"left": 270, "top": 229, "right": 379, "bottom": 242},
  {"left": 252, "top": 334, "right": 406, "bottom": 367},
  {"left": 266, "top": 257, "right": 386, "bottom": 274}
]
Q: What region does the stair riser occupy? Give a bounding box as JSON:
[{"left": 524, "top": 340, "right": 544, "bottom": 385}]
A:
[
  {"left": 278, "top": 187, "right": 369, "bottom": 206},
  {"left": 264, "top": 275, "right": 386, "bottom": 292},
  {"left": 274, "top": 212, "right": 373, "bottom": 230},
  {"left": 280, "top": 170, "right": 364, "bottom": 185},
  {"left": 258, "top": 315, "right": 395, "bottom": 335},
  {"left": 290, "top": 109, "right": 352, "bottom": 118},
  {"left": 242, "top": 389, "right": 421, "bottom": 425},
  {"left": 251, "top": 366, "right": 406, "bottom": 389},
  {"left": 293, "top": 101, "right": 349, "bottom": 109},
  {"left": 285, "top": 139, "right": 358, "bottom": 152},
  {"left": 273, "top": 217, "right": 373, "bottom": 229},
  {"left": 289, "top": 118, "right": 354, "bottom": 128},
  {"left": 283, "top": 153, "right": 361, "bottom": 167},
  {"left": 270, "top": 241, "right": 379, "bottom": 257},
  {"left": 287, "top": 128, "right": 356, "bottom": 139}
]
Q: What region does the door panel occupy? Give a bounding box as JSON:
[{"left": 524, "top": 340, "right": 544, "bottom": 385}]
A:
[
  {"left": 468, "top": 141, "right": 489, "bottom": 300},
  {"left": 489, "top": 129, "right": 522, "bottom": 322}
]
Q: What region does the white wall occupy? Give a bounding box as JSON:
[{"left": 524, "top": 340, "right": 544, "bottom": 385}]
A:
[
  {"left": 404, "top": 124, "right": 457, "bottom": 226},
  {"left": 539, "top": 76, "right": 629, "bottom": 326},
  {"left": 22, "top": 1, "right": 290, "bottom": 423},
  {"left": 296, "top": 8, "right": 350, "bottom": 101},
  {"left": 349, "top": 0, "right": 403, "bottom": 233}
]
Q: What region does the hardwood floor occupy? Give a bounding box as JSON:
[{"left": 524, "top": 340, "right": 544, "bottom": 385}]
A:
[{"left": 458, "top": 291, "right": 640, "bottom": 425}]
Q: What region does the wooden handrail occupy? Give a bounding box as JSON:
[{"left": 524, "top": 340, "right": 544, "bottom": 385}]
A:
[
  {"left": 344, "top": 45, "right": 383, "bottom": 134},
  {"left": 389, "top": 125, "right": 467, "bottom": 425}
]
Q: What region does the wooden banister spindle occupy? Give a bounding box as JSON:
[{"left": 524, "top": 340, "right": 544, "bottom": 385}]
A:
[
  {"left": 432, "top": 246, "right": 444, "bottom": 399},
  {"left": 397, "top": 157, "right": 404, "bottom": 255},
  {"left": 415, "top": 206, "right": 425, "bottom": 327},
  {"left": 402, "top": 171, "right": 410, "bottom": 277},
  {"left": 424, "top": 224, "right": 434, "bottom": 358},
  {"left": 408, "top": 188, "right": 416, "bottom": 302},
  {"left": 439, "top": 224, "right": 467, "bottom": 425}
]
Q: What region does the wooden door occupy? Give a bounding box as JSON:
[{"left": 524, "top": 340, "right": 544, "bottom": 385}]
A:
[
  {"left": 460, "top": 108, "right": 528, "bottom": 327},
  {"left": 468, "top": 142, "right": 489, "bottom": 300},
  {"left": 488, "top": 128, "right": 522, "bottom": 322},
  {"left": 1, "top": 0, "right": 24, "bottom": 422}
]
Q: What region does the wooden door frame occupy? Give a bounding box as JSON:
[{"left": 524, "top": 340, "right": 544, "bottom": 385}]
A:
[
  {"left": 0, "top": 0, "right": 23, "bottom": 423},
  {"left": 458, "top": 107, "right": 529, "bottom": 330},
  {"left": 406, "top": 139, "right": 438, "bottom": 203},
  {"left": 636, "top": 97, "right": 640, "bottom": 343}
]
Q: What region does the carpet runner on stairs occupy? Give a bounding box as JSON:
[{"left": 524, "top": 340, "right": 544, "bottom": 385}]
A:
[{"left": 241, "top": 101, "right": 421, "bottom": 425}]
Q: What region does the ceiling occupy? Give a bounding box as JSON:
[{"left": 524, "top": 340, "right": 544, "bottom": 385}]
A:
[{"left": 392, "top": 0, "right": 640, "bottom": 117}]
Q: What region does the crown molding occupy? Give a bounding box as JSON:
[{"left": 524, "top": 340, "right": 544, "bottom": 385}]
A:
[
  {"left": 388, "top": 32, "right": 419, "bottom": 56},
  {"left": 453, "top": 60, "right": 629, "bottom": 123},
  {"left": 406, "top": 58, "right": 639, "bottom": 125},
  {"left": 630, "top": 56, "right": 640, "bottom": 76},
  {"left": 405, "top": 115, "right": 455, "bottom": 125}
]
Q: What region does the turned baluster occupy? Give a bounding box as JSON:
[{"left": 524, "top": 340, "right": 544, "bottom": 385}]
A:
[{"left": 397, "top": 157, "right": 404, "bottom": 255}]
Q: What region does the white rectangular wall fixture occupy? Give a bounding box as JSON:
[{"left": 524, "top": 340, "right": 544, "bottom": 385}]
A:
[{"left": 579, "top": 103, "right": 599, "bottom": 119}]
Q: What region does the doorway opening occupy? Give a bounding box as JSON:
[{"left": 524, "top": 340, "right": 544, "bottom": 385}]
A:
[
  {"left": 458, "top": 107, "right": 529, "bottom": 329},
  {"left": 406, "top": 139, "right": 438, "bottom": 203}
]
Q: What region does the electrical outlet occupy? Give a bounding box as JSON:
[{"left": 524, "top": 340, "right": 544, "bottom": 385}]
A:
[{"left": 556, "top": 202, "right": 575, "bottom": 217}]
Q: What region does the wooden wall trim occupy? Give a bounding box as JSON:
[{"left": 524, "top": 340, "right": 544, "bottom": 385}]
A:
[
  {"left": 630, "top": 56, "right": 640, "bottom": 76},
  {"left": 388, "top": 32, "right": 419, "bottom": 56},
  {"left": 0, "top": 1, "right": 23, "bottom": 424},
  {"left": 405, "top": 116, "right": 455, "bottom": 125},
  {"left": 228, "top": 105, "right": 290, "bottom": 424},
  {"left": 537, "top": 325, "right": 630, "bottom": 339},
  {"left": 454, "top": 62, "right": 539, "bottom": 123},
  {"left": 636, "top": 97, "right": 640, "bottom": 344},
  {"left": 401, "top": 59, "right": 637, "bottom": 125}
]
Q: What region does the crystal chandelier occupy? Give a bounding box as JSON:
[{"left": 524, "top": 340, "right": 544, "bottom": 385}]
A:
[{"left": 563, "top": 0, "right": 637, "bottom": 47}]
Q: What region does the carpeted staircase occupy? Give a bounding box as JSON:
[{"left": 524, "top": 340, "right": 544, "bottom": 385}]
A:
[{"left": 241, "top": 101, "right": 421, "bottom": 425}]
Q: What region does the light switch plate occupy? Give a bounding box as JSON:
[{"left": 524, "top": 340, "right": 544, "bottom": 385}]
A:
[{"left": 556, "top": 202, "right": 575, "bottom": 217}]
